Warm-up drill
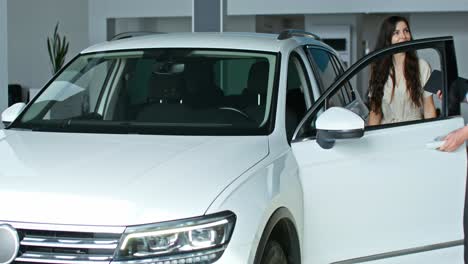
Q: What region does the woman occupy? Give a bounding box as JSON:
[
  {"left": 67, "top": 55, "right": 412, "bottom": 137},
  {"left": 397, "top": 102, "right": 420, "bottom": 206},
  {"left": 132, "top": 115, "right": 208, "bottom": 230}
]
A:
[{"left": 368, "top": 16, "right": 436, "bottom": 125}]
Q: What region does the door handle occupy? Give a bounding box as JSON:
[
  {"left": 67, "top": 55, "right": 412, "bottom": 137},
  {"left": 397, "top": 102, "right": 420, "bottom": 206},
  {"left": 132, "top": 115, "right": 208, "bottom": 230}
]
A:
[{"left": 425, "top": 136, "right": 446, "bottom": 150}]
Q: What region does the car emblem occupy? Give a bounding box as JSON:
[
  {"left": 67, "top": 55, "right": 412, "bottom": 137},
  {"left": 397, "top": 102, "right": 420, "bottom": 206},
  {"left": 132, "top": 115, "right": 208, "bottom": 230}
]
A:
[{"left": 0, "top": 224, "right": 20, "bottom": 264}]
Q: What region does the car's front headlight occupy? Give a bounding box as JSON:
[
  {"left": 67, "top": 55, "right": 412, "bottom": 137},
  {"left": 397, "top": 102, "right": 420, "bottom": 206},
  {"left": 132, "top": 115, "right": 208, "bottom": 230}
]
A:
[{"left": 114, "top": 211, "right": 236, "bottom": 264}]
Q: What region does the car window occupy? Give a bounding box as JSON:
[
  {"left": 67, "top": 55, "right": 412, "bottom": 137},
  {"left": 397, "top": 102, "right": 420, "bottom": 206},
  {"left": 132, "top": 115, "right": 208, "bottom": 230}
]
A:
[
  {"left": 330, "top": 54, "right": 354, "bottom": 102},
  {"left": 14, "top": 49, "right": 279, "bottom": 136},
  {"left": 294, "top": 41, "right": 454, "bottom": 140},
  {"left": 307, "top": 48, "right": 337, "bottom": 91},
  {"left": 307, "top": 48, "right": 352, "bottom": 108},
  {"left": 355, "top": 47, "right": 442, "bottom": 126},
  {"left": 213, "top": 59, "right": 257, "bottom": 96}
]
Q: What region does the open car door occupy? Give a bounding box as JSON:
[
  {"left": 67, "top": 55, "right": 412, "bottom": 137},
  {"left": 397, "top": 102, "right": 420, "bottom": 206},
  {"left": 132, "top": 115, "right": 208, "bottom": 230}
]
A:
[{"left": 293, "top": 37, "right": 467, "bottom": 263}]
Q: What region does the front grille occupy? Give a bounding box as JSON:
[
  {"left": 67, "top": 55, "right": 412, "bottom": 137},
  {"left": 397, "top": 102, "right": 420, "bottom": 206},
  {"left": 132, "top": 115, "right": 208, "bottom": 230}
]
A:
[{"left": 1, "top": 222, "right": 125, "bottom": 264}]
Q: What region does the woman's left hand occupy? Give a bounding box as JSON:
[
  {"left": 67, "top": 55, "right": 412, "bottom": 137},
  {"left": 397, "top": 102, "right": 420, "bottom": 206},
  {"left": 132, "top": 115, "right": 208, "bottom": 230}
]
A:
[{"left": 436, "top": 90, "right": 443, "bottom": 100}]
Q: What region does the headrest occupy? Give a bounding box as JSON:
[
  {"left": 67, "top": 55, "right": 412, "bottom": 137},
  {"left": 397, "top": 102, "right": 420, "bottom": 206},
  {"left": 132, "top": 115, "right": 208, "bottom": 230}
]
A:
[
  {"left": 247, "top": 61, "right": 269, "bottom": 94},
  {"left": 148, "top": 73, "right": 185, "bottom": 102},
  {"left": 184, "top": 62, "right": 214, "bottom": 95}
]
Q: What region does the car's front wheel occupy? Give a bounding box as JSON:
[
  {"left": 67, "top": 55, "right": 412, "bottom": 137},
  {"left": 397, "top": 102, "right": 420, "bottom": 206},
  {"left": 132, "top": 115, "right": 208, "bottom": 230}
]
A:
[{"left": 260, "top": 240, "right": 288, "bottom": 264}]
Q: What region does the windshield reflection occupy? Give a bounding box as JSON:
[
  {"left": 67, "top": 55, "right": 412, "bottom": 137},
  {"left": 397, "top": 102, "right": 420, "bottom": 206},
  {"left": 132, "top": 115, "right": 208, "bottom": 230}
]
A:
[{"left": 11, "top": 49, "right": 278, "bottom": 135}]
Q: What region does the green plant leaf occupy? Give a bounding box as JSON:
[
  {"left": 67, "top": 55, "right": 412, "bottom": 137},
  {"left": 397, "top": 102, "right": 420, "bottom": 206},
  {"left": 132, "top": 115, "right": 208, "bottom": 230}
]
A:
[
  {"left": 54, "top": 22, "right": 59, "bottom": 36},
  {"left": 47, "top": 38, "right": 55, "bottom": 72},
  {"left": 47, "top": 22, "right": 69, "bottom": 74}
]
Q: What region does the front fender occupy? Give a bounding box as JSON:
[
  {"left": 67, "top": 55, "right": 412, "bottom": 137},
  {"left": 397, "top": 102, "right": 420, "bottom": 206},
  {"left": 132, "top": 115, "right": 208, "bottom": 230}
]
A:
[{"left": 206, "top": 150, "right": 303, "bottom": 263}]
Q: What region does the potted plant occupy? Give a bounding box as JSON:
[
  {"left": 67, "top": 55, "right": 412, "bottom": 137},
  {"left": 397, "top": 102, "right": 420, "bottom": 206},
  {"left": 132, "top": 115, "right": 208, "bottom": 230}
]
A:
[{"left": 47, "top": 22, "right": 69, "bottom": 74}]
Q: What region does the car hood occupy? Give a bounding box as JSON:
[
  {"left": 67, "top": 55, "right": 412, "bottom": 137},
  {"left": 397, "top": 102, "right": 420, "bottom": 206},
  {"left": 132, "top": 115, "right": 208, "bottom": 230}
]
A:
[{"left": 0, "top": 130, "right": 268, "bottom": 226}]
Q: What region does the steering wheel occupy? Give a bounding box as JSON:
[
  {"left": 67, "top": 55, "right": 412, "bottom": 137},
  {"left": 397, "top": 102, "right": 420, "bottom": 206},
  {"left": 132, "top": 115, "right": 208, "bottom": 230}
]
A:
[{"left": 218, "top": 107, "right": 250, "bottom": 119}]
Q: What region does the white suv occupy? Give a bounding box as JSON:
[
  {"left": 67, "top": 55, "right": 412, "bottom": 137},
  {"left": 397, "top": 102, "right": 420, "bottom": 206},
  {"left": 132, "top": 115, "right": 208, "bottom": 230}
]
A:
[{"left": 0, "top": 31, "right": 466, "bottom": 264}]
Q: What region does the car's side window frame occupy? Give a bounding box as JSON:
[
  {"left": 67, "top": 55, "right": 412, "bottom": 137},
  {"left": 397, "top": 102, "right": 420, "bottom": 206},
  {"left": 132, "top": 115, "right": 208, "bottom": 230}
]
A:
[
  {"left": 306, "top": 46, "right": 354, "bottom": 109},
  {"left": 329, "top": 54, "right": 355, "bottom": 103},
  {"left": 328, "top": 55, "right": 352, "bottom": 105},
  {"left": 305, "top": 46, "right": 338, "bottom": 94},
  {"left": 284, "top": 50, "right": 315, "bottom": 142},
  {"left": 292, "top": 37, "right": 460, "bottom": 142},
  {"left": 288, "top": 51, "right": 315, "bottom": 106}
]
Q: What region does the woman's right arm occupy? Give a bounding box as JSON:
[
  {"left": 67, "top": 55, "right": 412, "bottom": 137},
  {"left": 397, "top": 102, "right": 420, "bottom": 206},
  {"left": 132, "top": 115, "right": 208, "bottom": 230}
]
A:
[{"left": 368, "top": 111, "right": 382, "bottom": 126}]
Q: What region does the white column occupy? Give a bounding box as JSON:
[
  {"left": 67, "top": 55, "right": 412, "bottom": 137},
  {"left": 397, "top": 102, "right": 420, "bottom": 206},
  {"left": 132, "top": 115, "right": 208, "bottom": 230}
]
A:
[
  {"left": 192, "top": 0, "right": 221, "bottom": 32},
  {"left": 0, "top": 0, "right": 8, "bottom": 111},
  {"left": 89, "top": 16, "right": 108, "bottom": 44},
  {"left": 221, "top": 0, "right": 227, "bottom": 32}
]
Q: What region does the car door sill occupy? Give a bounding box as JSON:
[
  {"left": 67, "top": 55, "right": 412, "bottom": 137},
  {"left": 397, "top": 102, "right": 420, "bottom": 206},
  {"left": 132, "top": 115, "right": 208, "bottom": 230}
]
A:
[{"left": 330, "top": 239, "right": 463, "bottom": 264}]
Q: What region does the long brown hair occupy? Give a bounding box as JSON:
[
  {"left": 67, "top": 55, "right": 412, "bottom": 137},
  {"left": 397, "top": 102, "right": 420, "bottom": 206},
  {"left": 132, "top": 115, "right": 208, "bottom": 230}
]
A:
[{"left": 368, "top": 16, "right": 422, "bottom": 115}]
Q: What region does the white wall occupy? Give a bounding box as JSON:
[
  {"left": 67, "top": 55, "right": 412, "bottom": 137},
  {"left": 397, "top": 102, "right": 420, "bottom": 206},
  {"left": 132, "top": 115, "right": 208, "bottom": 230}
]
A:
[
  {"left": 7, "top": 0, "right": 89, "bottom": 91},
  {"left": 89, "top": 0, "right": 192, "bottom": 44},
  {"left": 145, "top": 17, "right": 192, "bottom": 33},
  {"left": 112, "top": 17, "right": 192, "bottom": 37},
  {"left": 224, "top": 15, "right": 256, "bottom": 32},
  {"left": 228, "top": 0, "right": 468, "bottom": 15},
  {"left": 0, "top": 0, "right": 7, "bottom": 111},
  {"left": 410, "top": 12, "right": 468, "bottom": 122},
  {"left": 360, "top": 14, "right": 391, "bottom": 54},
  {"left": 305, "top": 14, "right": 361, "bottom": 66},
  {"left": 410, "top": 13, "right": 468, "bottom": 79}
]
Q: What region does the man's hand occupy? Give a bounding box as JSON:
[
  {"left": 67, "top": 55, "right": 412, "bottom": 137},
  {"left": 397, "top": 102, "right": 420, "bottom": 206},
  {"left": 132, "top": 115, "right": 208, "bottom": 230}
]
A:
[{"left": 439, "top": 126, "right": 468, "bottom": 152}]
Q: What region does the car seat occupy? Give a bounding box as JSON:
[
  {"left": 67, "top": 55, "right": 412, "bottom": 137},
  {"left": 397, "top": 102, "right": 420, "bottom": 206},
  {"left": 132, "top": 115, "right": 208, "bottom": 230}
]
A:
[
  {"left": 136, "top": 72, "right": 188, "bottom": 122},
  {"left": 242, "top": 61, "right": 269, "bottom": 124}
]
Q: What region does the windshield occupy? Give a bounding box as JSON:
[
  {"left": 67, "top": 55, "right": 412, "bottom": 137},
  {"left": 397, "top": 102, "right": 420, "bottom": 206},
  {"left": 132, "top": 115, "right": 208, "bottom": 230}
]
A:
[{"left": 11, "top": 49, "right": 278, "bottom": 135}]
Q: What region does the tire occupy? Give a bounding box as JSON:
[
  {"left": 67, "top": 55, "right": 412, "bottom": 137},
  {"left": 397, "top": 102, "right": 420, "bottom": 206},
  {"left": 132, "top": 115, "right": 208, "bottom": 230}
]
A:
[{"left": 260, "top": 240, "right": 288, "bottom": 264}]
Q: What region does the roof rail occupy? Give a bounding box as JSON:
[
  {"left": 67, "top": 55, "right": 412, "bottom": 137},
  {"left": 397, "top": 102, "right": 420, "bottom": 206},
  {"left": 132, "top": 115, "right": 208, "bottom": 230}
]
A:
[
  {"left": 277, "top": 29, "right": 321, "bottom": 40},
  {"left": 110, "top": 31, "right": 159, "bottom": 41}
]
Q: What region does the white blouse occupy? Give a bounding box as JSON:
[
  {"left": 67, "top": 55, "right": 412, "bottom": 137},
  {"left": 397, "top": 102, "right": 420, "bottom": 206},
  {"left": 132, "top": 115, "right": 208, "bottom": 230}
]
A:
[{"left": 380, "top": 59, "right": 432, "bottom": 124}]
